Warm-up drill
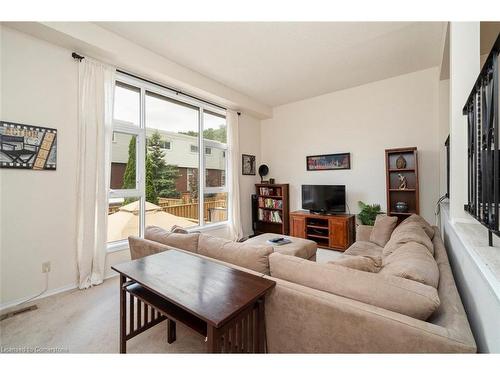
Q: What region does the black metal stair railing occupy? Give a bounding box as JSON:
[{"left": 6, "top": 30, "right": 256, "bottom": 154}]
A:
[{"left": 463, "top": 33, "right": 500, "bottom": 247}]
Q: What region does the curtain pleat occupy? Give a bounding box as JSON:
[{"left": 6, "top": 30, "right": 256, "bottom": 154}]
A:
[
  {"left": 76, "top": 58, "right": 115, "bottom": 289},
  {"left": 227, "top": 110, "right": 244, "bottom": 240}
]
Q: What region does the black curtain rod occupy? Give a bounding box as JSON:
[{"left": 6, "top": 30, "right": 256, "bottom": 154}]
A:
[{"left": 72, "top": 52, "right": 240, "bottom": 116}]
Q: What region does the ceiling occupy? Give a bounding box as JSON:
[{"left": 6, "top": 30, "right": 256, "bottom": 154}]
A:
[
  {"left": 97, "top": 22, "right": 446, "bottom": 107},
  {"left": 480, "top": 22, "right": 500, "bottom": 55}
]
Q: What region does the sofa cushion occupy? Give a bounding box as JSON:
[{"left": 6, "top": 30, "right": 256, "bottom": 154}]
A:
[
  {"left": 198, "top": 234, "right": 274, "bottom": 274},
  {"left": 145, "top": 226, "right": 200, "bottom": 253},
  {"left": 370, "top": 215, "right": 398, "bottom": 247},
  {"left": 269, "top": 253, "right": 440, "bottom": 320},
  {"left": 329, "top": 255, "right": 381, "bottom": 273},
  {"left": 380, "top": 242, "right": 440, "bottom": 288},
  {"left": 344, "top": 241, "right": 383, "bottom": 262},
  {"left": 128, "top": 236, "right": 173, "bottom": 260},
  {"left": 400, "top": 214, "right": 435, "bottom": 240},
  {"left": 244, "top": 233, "right": 317, "bottom": 260},
  {"left": 383, "top": 222, "right": 434, "bottom": 257}
]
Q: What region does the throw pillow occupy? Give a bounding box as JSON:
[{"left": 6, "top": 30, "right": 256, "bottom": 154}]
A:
[
  {"left": 400, "top": 214, "right": 435, "bottom": 239},
  {"left": 369, "top": 214, "right": 398, "bottom": 247},
  {"left": 170, "top": 225, "right": 188, "bottom": 234},
  {"left": 383, "top": 222, "right": 434, "bottom": 257}
]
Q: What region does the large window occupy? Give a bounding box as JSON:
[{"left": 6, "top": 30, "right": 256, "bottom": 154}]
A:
[{"left": 107, "top": 74, "right": 228, "bottom": 249}]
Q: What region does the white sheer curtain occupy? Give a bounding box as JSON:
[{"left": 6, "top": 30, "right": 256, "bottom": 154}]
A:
[
  {"left": 227, "top": 110, "right": 244, "bottom": 241},
  {"left": 76, "top": 58, "right": 115, "bottom": 289}
]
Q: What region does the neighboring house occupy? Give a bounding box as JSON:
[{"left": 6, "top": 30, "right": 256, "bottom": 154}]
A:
[{"left": 111, "top": 129, "right": 226, "bottom": 192}]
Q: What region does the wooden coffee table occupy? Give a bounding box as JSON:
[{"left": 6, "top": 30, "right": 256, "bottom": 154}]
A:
[{"left": 111, "top": 250, "right": 276, "bottom": 353}]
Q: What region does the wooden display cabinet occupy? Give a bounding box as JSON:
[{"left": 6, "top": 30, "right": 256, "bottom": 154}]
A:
[{"left": 385, "top": 147, "right": 419, "bottom": 223}]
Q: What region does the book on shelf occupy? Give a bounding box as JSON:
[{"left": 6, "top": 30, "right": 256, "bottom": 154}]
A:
[
  {"left": 258, "top": 197, "right": 283, "bottom": 209},
  {"left": 257, "top": 208, "right": 283, "bottom": 223},
  {"left": 259, "top": 186, "right": 282, "bottom": 196}
]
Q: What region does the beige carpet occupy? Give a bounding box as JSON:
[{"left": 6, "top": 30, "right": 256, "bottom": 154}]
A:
[
  {"left": 0, "top": 249, "right": 341, "bottom": 353},
  {"left": 0, "top": 277, "right": 206, "bottom": 353}
]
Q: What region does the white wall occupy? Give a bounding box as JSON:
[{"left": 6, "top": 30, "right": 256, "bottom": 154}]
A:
[
  {"left": 1, "top": 26, "right": 79, "bottom": 305},
  {"left": 261, "top": 67, "right": 440, "bottom": 223},
  {"left": 238, "top": 113, "right": 262, "bottom": 237},
  {"left": 0, "top": 26, "right": 262, "bottom": 306},
  {"left": 438, "top": 79, "right": 450, "bottom": 197},
  {"left": 449, "top": 22, "right": 480, "bottom": 221}
]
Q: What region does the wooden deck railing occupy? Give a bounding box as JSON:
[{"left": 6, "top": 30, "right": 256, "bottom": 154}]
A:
[
  {"left": 160, "top": 199, "right": 227, "bottom": 221},
  {"left": 109, "top": 197, "right": 227, "bottom": 222},
  {"left": 157, "top": 197, "right": 184, "bottom": 207}
]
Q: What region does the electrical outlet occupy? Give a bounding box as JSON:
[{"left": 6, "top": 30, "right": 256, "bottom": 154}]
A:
[{"left": 42, "top": 262, "right": 51, "bottom": 273}]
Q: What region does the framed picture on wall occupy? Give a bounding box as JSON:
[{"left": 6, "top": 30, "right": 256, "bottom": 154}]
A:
[
  {"left": 306, "top": 153, "right": 350, "bottom": 171},
  {"left": 0, "top": 121, "right": 57, "bottom": 170},
  {"left": 242, "top": 154, "right": 256, "bottom": 175}
]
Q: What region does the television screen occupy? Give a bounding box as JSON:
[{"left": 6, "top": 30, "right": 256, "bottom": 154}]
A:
[{"left": 302, "top": 185, "right": 346, "bottom": 213}]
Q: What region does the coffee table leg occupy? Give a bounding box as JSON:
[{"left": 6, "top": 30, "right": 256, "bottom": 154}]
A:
[
  {"left": 119, "top": 274, "right": 126, "bottom": 354},
  {"left": 256, "top": 298, "right": 266, "bottom": 353},
  {"left": 167, "top": 319, "right": 176, "bottom": 344},
  {"left": 207, "top": 325, "right": 220, "bottom": 353}
]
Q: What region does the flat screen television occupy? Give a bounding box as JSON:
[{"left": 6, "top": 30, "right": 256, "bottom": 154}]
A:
[{"left": 302, "top": 185, "right": 346, "bottom": 214}]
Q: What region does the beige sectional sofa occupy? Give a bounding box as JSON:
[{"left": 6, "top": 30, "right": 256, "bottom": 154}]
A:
[{"left": 127, "top": 216, "right": 476, "bottom": 353}]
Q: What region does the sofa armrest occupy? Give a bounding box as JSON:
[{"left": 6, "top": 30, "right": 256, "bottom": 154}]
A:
[
  {"left": 356, "top": 225, "right": 373, "bottom": 242},
  {"left": 128, "top": 236, "right": 173, "bottom": 260}
]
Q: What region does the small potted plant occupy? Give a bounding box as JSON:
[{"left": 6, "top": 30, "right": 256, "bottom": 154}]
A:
[
  {"left": 357, "top": 201, "right": 382, "bottom": 226},
  {"left": 357, "top": 201, "right": 383, "bottom": 240}
]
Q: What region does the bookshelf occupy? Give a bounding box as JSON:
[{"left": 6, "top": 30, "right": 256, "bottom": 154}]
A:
[
  {"left": 255, "top": 183, "right": 289, "bottom": 235},
  {"left": 385, "top": 147, "right": 419, "bottom": 223}
]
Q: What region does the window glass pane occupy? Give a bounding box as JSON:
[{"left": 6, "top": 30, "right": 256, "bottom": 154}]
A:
[
  {"left": 205, "top": 149, "right": 226, "bottom": 188},
  {"left": 204, "top": 192, "right": 228, "bottom": 223},
  {"left": 107, "top": 197, "right": 141, "bottom": 243},
  {"left": 110, "top": 132, "right": 137, "bottom": 190},
  {"left": 145, "top": 91, "right": 199, "bottom": 228},
  {"left": 114, "top": 82, "right": 140, "bottom": 126},
  {"left": 203, "top": 111, "right": 226, "bottom": 143},
  {"left": 204, "top": 111, "right": 226, "bottom": 188}
]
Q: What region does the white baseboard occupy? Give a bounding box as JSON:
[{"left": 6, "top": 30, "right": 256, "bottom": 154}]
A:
[
  {"left": 0, "top": 273, "right": 118, "bottom": 313},
  {"left": 0, "top": 282, "right": 77, "bottom": 312}
]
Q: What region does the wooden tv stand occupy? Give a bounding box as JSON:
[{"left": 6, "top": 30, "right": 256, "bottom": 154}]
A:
[{"left": 290, "top": 210, "right": 355, "bottom": 251}]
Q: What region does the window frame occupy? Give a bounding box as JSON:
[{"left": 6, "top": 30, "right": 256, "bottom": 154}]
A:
[
  {"left": 107, "top": 73, "right": 229, "bottom": 252},
  {"left": 160, "top": 139, "right": 171, "bottom": 150}
]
